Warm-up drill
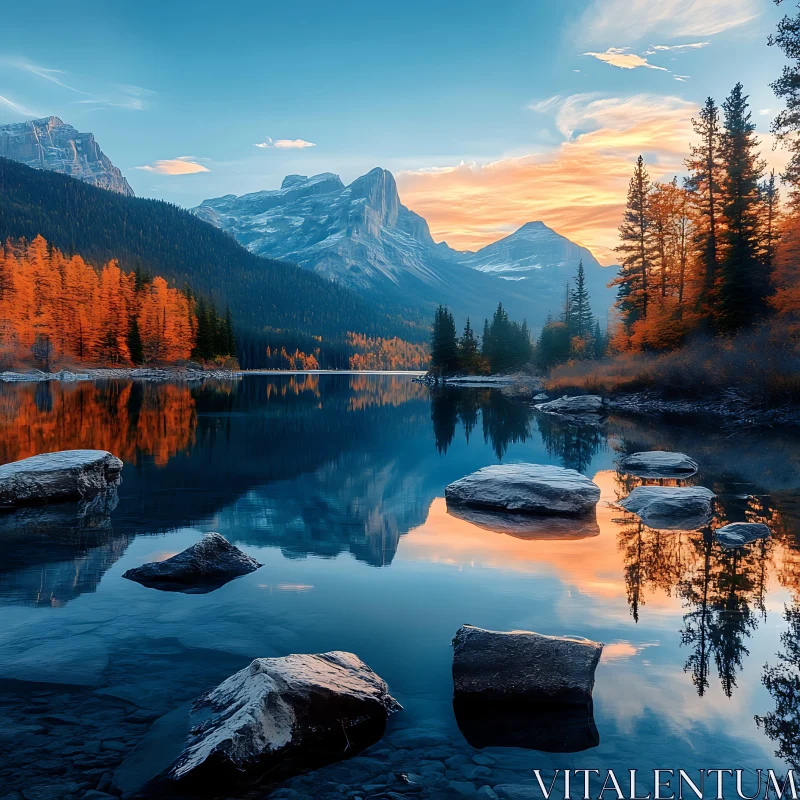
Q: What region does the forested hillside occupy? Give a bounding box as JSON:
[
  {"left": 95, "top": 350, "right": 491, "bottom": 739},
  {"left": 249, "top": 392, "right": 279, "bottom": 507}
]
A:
[{"left": 0, "top": 158, "right": 425, "bottom": 367}]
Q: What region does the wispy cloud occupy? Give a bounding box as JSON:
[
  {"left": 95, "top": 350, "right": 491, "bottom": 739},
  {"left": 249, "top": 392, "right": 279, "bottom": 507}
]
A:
[
  {"left": 0, "top": 93, "right": 39, "bottom": 118},
  {"left": 583, "top": 47, "right": 668, "bottom": 71},
  {"left": 643, "top": 42, "right": 710, "bottom": 54},
  {"left": 579, "top": 0, "right": 757, "bottom": 41},
  {"left": 8, "top": 57, "right": 90, "bottom": 95},
  {"left": 135, "top": 156, "right": 210, "bottom": 175},
  {"left": 254, "top": 136, "right": 316, "bottom": 150}
]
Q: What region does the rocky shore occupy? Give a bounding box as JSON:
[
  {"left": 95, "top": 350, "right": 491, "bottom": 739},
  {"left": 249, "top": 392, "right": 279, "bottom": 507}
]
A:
[{"left": 0, "top": 367, "right": 240, "bottom": 383}]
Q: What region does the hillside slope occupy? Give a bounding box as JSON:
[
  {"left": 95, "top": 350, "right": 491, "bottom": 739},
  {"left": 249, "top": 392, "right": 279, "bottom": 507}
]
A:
[{"left": 0, "top": 158, "right": 423, "bottom": 353}]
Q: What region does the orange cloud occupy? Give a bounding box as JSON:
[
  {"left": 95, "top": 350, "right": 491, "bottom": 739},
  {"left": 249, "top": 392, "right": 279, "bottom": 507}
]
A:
[
  {"left": 136, "top": 156, "right": 210, "bottom": 175},
  {"left": 396, "top": 94, "right": 696, "bottom": 263},
  {"left": 583, "top": 47, "right": 669, "bottom": 71}
]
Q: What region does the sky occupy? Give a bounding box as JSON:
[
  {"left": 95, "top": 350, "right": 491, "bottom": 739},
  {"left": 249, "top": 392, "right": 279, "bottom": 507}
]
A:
[{"left": 0, "top": 0, "right": 791, "bottom": 264}]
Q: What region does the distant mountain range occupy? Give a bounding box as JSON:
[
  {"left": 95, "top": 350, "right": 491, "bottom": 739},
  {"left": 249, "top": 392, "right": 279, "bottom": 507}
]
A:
[
  {"left": 193, "top": 168, "right": 615, "bottom": 327},
  {"left": 0, "top": 117, "right": 615, "bottom": 332},
  {"left": 0, "top": 117, "right": 134, "bottom": 196}
]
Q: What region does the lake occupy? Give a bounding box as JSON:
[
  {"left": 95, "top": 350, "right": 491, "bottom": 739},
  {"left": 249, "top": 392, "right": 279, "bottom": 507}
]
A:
[{"left": 1, "top": 373, "right": 799, "bottom": 800}]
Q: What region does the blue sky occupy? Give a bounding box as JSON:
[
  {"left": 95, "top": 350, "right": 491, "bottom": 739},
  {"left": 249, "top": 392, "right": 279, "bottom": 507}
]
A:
[{"left": 0, "top": 0, "right": 789, "bottom": 260}]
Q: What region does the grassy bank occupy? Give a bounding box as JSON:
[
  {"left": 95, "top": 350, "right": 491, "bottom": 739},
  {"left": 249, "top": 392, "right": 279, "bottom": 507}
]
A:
[{"left": 544, "top": 325, "right": 800, "bottom": 406}]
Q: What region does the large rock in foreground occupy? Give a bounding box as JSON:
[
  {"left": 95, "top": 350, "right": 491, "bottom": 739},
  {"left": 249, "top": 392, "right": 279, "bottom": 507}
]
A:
[
  {"left": 714, "top": 522, "right": 771, "bottom": 549},
  {"left": 159, "top": 652, "right": 401, "bottom": 792},
  {"left": 452, "top": 624, "right": 603, "bottom": 705},
  {"left": 0, "top": 450, "right": 123, "bottom": 509},
  {"left": 619, "top": 486, "right": 715, "bottom": 530},
  {"left": 619, "top": 451, "right": 698, "bottom": 479},
  {"left": 123, "top": 532, "right": 261, "bottom": 593},
  {"left": 446, "top": 464, "right": 600, "bottom": 516},
  {"left": 535, "top": 395, "right": 604, "bottom": 415}
]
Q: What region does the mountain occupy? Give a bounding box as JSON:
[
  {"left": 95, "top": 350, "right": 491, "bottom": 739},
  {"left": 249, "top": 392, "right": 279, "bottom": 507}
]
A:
[
  {"left": 0, "top": 116, "right": 134, "bottom": 196},
  {"left": 193, "top": 168, "right": 615, "bottom": 328},
  {"left": 0, "top": 157, "right": 420, "bottom": 368}
]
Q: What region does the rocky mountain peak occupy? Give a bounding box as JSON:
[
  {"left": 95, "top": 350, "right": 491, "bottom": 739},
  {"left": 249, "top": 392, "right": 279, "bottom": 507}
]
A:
[{"left": 0, "top": 116, "right": 134, "bottom": 196}]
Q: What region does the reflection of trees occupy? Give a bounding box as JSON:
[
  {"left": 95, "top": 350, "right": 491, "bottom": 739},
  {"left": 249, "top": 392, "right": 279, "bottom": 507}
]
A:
[
  {"left": 429, "top": 388, "right": 532, "bottom": 458},
  {"left": 757, "top": 604, "right": 800, "bottom": 768},
  {"left": 615, "top": 469, "right": 775, "bottom": 698},
  {"left": 536, "top": 415, "right": 605, "bottom": 473}
]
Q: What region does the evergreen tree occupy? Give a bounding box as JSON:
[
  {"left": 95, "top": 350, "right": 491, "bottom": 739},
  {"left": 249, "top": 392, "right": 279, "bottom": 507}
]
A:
[
  {"left": 537, "top": 314, "right": 571, "bottom": 369},
  {"left": 686, "top": 98, "right": 724, "bottom": 311},
  {"left": 127, "top": 315, "right": 144, "bottom": 365},
  {"left": 770, "top": 1, "right": 800, "bottom": 199},
  {"left": 569, "top": 260, "right": 594, "bottom": 340},
  {"left": 593, "top": 318, "right": 607, "bottom": 359},
  {"left": 457, "top": 317, "right": 480, "bottom": 373},
  {"left": 718, "top": 83, "right": 768, "bottom": 332},
  {"left": 224, "top": 305, "right": 236, "bottom": 357},
  {"left": 613, "top": 156, "right": 652, "bottom": 330},
  {"left": 430, "top": 305, "right": 459, "bottom": 374},
  {"left": 759, "top": 170, "right": 781, "bottom": 271}
]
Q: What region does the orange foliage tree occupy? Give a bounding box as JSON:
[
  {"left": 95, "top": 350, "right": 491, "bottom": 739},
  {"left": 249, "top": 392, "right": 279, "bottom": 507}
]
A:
[{"left": 0, "top": 236, "right": 197, "bottom": 368}]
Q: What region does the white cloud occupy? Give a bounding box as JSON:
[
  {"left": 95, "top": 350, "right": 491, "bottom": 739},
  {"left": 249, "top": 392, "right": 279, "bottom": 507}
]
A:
[
  {"left": 528, "top": 95, "right": 565, "bottom": 113},
  {"left": 135, "top": 156, "right": 210, "bottom": 175},
  {"left": 584, "top": 47, "right": 669, "bottom": 71},
  {"left": 0, "top": 94, "right": 39, "bottom": 118},
  {"left": 644, "top": 42, "right": 710, "bottom": 53},
  {"left": 254, "top": 136, "right": 316, "bottom": 150},
  {"left": 579, "top": 0, "right": 757, "bottom": 41},
  {"left": 759, "top": 108, "right": 772, "bottom": 116}
]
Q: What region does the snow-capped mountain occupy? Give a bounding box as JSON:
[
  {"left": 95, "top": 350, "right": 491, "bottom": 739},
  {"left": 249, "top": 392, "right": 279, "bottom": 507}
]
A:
[
  {"left": 193, "top": 168, "right": 615, "bottom": 327},
  {"left": 0, "top": 117, "right": 134, "bottom": 196}
]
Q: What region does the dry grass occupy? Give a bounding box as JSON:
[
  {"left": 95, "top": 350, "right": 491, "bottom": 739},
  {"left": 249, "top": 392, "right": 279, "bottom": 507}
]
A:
[{"left": 545, "top": 324, "right": 800, "bottom": 405}]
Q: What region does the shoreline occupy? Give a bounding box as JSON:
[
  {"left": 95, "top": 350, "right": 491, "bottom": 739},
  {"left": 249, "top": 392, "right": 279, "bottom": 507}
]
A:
[{"left": 0, "top": 367, "right": 240, "bottom": 383}]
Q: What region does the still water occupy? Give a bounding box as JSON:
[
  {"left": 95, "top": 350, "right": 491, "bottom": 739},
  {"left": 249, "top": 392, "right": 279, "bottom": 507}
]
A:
[{"left": 0, "top": 374, "right": 799, "bottom": 799}]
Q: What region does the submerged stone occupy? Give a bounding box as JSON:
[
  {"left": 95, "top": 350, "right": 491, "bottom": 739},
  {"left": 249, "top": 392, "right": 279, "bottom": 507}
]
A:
[
  {"left": 714, "top": 522, "right": 771, "bottom": 549},
  {"left": 0, "top": 450, "right": 123, "bottom": 509},
  {"left": 451, "top": 624, "right": 603, "bottom": 705},
  {"left": 147, "top": 652, "right": 401, "bottom": 793},
  {"left": 445, "top": 464, "right": 600, "bottom": 516},
  {"left": 619, "top": 486, "right": 715, "bottom": 530},
  {"left": 619, "top": 451, "right": 698, "bottom": 479},
  {"left": 122, "top": 532, "right": 261, "bottom": 593}
]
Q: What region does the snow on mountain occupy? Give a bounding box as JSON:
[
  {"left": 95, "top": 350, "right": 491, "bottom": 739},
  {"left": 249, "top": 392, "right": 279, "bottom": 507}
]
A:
[
  {"left": 193, "top": 169, "right": 615, "bottom": 326},
  {"left": 0, "top": 117, "right": 134, "bottom": 196}
]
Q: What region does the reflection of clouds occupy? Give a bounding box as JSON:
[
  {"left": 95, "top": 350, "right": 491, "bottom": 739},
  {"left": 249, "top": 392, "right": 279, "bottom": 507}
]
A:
[{"left": 601, "top": 640, "right": 659, "bottom": 662}]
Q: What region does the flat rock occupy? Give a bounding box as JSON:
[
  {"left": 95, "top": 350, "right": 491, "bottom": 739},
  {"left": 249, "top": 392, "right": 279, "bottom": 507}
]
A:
[
  {"left": 452, "top": 624, "right": 603, "bottom": 705},
  {"left": 0, "top": 450, "right": 123, "bottom": 509},
  {"left": 122, "top": 532, "right": 262, "bottom": 593},
  {"left": 535, "top": 395, "right": 604, "bottom": 415},
  {"left": 619, "top": 451, "right": 698, "bottom": 479},
  {"left": 446, "top": 505, "right": 600, "bottom": 540},
  {"left": 445, "top": 464, "right": 600, "bottom": 516},
  {"left": 619, "top": 486, "right": 715, "bottom": 530},
  {"left": 158, "top": 652, "right": 401, "bottom": 792},
  {"left": 714, "top": 522, "right": 771, "bottom": 549}
]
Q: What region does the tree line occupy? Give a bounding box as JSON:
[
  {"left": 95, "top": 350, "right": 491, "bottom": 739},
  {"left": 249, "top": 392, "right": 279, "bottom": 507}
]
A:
[
  {"left": 0, "top": 235, "right": 234, "bottom": 369},
  {"left": 613, "top": 66, "right": 800, "bottom": 349},
  {"left": 430, "top": 303, "right": 533, "bottom": 375}
]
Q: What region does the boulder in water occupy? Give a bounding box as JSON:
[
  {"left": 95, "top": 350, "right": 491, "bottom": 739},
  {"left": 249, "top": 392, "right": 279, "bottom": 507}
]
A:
[
  {"left": 445, "top": 464, "right": 600, "bottom": 516},
  {"left": 155, "top": 652, "right": 401, "bottom": 792},
  {"left": 619, "top": 451, "right": 698, "bottom": 479},
  {"left": 0, "top": 450, "right": 123, "bottom": 509},
  {"left": 452, "top": 624, "right": 603, "bottom": 705},
  {"left": 714, "top": 522, "right": 771, "bottom": 549},
  {"left": 535, "top": 395, "right": 604, "bottom": 415},
  {"left": 122, "top": 532, "right": 262, "bottom": 593},
  {"left": 619, "top": 486, "right": 715, "bottom": 530}
]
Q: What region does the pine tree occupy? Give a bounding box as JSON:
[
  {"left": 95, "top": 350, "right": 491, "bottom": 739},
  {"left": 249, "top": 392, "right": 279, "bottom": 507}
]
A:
[
  {"left": 770, "top": 2, "right": 800, "bottom": 200},
  {"left": 430, "top": 305, "right": 458, "bottom": 374},
  {"left": 570, "top": 260, "right": 594, "bottom": 339},
  {"left": 457, "top": 317, "right": 479, "bottom": 373},
  {"left": 759, "top": 170, "right": 781, "bottom": 271},
  {"left": 127, "top": 316, "right": 144, "bottom": 365},
  {"left": 613, "top": 156, "right": 652, "bottom": 331},
  {"left": 224, "top": 305, "right": 236, "bottom": 357},
  {"left": 718, "top": 83, "right": 767, "bottom": 332},
  {"left": 686, "top": 98, "right": 724, "bottom": 312}
]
